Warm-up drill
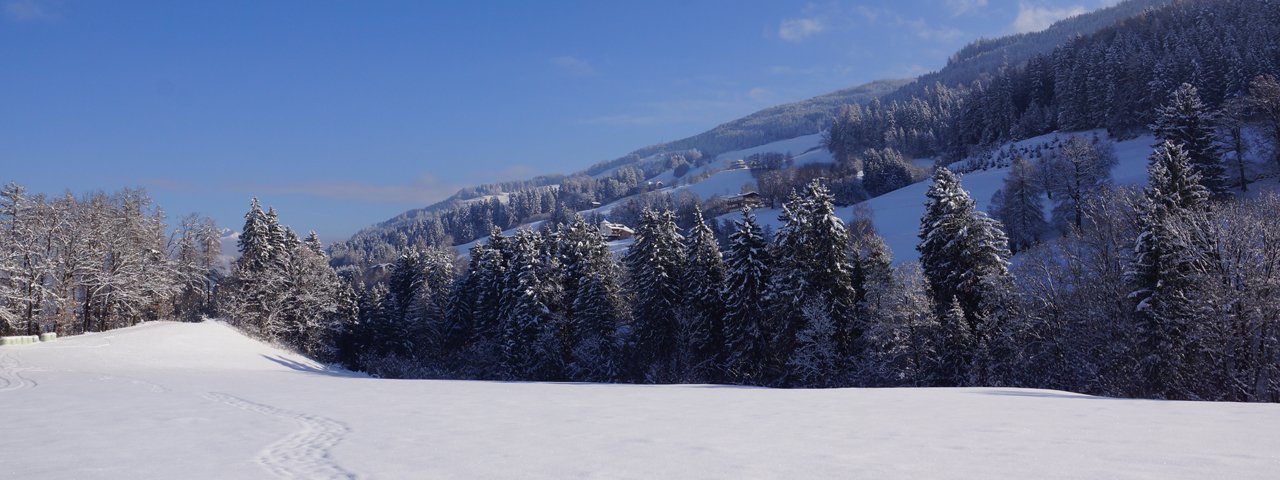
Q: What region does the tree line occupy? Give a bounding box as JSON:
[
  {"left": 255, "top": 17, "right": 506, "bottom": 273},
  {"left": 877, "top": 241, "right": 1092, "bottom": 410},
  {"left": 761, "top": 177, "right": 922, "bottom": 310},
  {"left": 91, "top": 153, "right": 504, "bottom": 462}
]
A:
[{"left": 0, "top": 185, "right": 220, "bottom": 336}]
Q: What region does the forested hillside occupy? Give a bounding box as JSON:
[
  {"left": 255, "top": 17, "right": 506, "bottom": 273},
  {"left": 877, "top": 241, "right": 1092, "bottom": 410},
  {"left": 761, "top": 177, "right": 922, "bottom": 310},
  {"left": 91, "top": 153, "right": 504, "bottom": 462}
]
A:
[{"left": 331, "top": 0, "right": 1178, "bottom": 271}]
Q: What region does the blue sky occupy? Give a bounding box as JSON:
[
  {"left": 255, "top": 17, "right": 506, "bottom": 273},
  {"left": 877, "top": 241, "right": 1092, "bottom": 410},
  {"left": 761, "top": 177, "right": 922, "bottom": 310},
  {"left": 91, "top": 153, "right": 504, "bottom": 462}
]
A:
[{"left": 0, "top": 0, "right": 1114, "bottom": 242}]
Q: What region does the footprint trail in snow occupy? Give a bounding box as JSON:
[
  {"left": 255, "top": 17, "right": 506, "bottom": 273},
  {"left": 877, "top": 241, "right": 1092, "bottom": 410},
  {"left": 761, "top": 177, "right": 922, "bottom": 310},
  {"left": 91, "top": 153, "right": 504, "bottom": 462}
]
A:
[{"left": 203, "top": 392, "right": 357, "bottom": 480}]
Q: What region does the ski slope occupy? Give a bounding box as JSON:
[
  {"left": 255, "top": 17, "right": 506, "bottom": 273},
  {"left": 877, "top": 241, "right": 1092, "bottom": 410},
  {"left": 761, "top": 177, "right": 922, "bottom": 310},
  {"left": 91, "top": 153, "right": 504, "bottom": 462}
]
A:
[{"left": 2, "top": 321, "right": 1279, "bottom": 479}]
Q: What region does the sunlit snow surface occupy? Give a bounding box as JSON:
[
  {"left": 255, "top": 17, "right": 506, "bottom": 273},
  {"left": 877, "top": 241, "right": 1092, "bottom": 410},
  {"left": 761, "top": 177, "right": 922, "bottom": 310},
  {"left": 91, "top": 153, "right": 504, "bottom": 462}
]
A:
[{"left": 2, "top": 321, "right": 1278, "bottom": 479}]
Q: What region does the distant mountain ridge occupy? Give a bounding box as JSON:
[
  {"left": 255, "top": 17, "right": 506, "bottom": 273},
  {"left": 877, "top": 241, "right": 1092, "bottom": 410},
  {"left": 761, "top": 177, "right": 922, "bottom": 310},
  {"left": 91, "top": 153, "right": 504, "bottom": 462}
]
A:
[{"left": 333, "top": 0, "right": 1173, "bottom": 267}]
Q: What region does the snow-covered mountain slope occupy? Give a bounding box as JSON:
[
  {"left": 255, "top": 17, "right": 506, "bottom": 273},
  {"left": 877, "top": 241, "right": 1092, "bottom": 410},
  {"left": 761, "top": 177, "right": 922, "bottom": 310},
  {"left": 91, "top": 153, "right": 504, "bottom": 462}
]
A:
[
  {"left": 3, "top": 321, "right": 1279, "bottom": 479},
  {"left": 649, "top": 132, "right": 831, "bottom": 191},
  {"left": 720, "top": 130, "right": 1157, "bottom": 264}
]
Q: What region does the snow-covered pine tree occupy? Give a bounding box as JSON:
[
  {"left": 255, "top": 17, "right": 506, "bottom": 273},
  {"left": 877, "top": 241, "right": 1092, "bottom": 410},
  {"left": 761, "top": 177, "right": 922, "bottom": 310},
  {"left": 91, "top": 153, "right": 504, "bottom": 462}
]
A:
[
  {"left": 721, "top": 207, "right": 774, "bottom": 385},
  {"left": 466, "top": 228, "right": 511, "bottom": 377},
  {"left": 1126, "top": 141, "right": 1212, "bottom": 399},
  {"left": 278, "top": 232, "right": 347, "bottom": 361},
  {"left": 849, "top": 221, "right": 901, "bottom": 385},
  {"left": 681, "top": 206, "right": 727, "bottom": 381},
  {"left": 801, "top": 180, "right": 859, "bottom": 355},
  {"left": 570, "top": 270, "right": 625, "bottom": 382},
  {"left": 499, "top": 230, "right": 563, "bottom": 381},
  {"left": 992, "top": 156, "right": 1048, "bottom": 253},
  {"left": 918, "top": 168, "right": 1016, "bottom": 386},
  {"left": 861, "top": 148, "right": 914, "bottom": 197},
  {"left": 767, "top": 191, "right": 808, "bottom": 372},
  {"left": 769, "top": 181, "right": 858, "bottom": 385},
  {"left": 386, "top": 249, "right": 427, "bottom": 341},
  {"left": 222, "top": 198, "right": 291, "bottom": 337},
  {"left": 936, "top": 297, "right": 973, "bottom": 386},
  {"left": 624, "top": 209, "right": 686, "bottom": 382},
  {"left": 441, "top": 245, "right": 483, "bottom": 368},
  {"left": 236, "top": 198, "right": 273, "bottom": 273},
  {"left": 1152, "top": 83, "right": 1227, "bottom": 194},
  {"left": 559, "top": 216, "right": 624, "bottom": 381},
  {"left": 851, "top": 222, "right": 894, "bottom": 325}
]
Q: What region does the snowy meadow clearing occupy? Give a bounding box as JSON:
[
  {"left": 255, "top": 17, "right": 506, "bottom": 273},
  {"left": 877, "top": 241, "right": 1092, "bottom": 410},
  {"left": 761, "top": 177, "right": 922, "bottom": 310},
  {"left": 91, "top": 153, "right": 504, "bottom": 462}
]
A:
[{"left": 1, "top": 321, "right": 1277, "bottom": 479}]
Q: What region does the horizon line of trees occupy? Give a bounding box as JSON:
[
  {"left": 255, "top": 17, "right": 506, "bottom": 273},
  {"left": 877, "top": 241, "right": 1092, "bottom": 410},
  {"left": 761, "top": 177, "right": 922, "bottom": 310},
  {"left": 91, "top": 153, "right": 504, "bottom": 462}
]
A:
[{"left": 0, "top": 184, "right": 221, "bottom": 336}]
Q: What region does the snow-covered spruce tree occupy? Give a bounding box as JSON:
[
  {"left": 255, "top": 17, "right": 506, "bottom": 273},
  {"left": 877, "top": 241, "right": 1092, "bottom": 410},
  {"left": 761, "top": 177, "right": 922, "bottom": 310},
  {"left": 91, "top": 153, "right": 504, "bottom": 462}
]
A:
[
  {"left": 1152, "top": 83, "right": 1227, "bottom": 195},
  {"left": 277, "top": 231, "right": 350, "bottom": 361},
  {"left": 367, "top": 246, "right": 455, "bottom": 369},
  {"left": 464, "top": 228, "right": 511, "bottom": 378},
  {"left": 801, "top": 180, "right": 858, "bottom": 343},
  {"left": 221, "top": 198, "right": 290, "bottom": 337},
  {"left": 936, "top": 297, "right": 973, "bottom": 386},
  {"left": 850, "top": 221, "right": 894, "bottom": 326},
  {"left": 384, "top": 249, "right": 428, "bottom": 350},
  {"left": 570, "top": 270, "right": 625, "bottom": 382},
  {"left": 917, "top": 168, "right": 1017, "bottom": 386},
  {"left": 416, "top": 247, "right": 458, "bottom": 365},
  {"left": 681, "top": 206, "right": 727, "bottom": 381},
  {"left": 767, "top": 191, "right": 808, "bottom": 372},
  {"left": 770, "top": 180, "right": 858, "bottom": 386},
  {"left": 1125, "top": 141, "right": 1212, "bottom": 399},
  {"left": 1047, "top": 135, "right": 1116, "bottom": 230},
  {"left": 559, "top": 216, "right": 625, "bottom": 382},
  {"left": 624, "top": 209, "right": 686, "bottom": 382},
  {"left": 221, "top": 199, "right": 356, "bottom": 363},
  {"left": 557, "top": 216, "right": 595, "bottom": 322},
  {"left": 991, "top": 156, "right": 1048, "bottom": 253},
  {"left": 441, "top": 245, "right": 484, "bottom": 372},
  {"left": 861, "top": 147, "right": 914, "bottom": 197},
  {"left": 354, "top": 283, "right": 396, "bottom": 376},
  {"left": 499, "top": 230, "right": 563, "bottom": 381},
  {"left": 721, "top": 207, "right": 775, "bottom": 385}
]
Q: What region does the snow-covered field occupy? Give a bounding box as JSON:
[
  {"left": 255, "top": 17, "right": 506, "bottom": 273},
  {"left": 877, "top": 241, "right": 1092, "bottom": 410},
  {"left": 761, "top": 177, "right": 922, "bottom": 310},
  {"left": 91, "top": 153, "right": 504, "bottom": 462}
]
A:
[{"left": 3, "top": 321, "right": 1278, "bottom": 479}]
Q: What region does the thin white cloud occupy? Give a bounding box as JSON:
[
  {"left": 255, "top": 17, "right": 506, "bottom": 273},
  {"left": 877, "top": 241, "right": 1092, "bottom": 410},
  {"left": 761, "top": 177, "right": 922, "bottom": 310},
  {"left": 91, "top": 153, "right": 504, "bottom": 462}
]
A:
[
  {"left": 778, "top": 17, "right": 826, "bottom": 42},
  {"left": 4, "top": 0, "right": 53, "bottom": 21},
  {"left": 945, "top": 0, "right": 988, "bottom": 16},
  {"left": 1012, "top": 3, "right": 1087, "bottom": 33},
  {"left": 549, "top": 55, "right": 597, "bottom": 76}
]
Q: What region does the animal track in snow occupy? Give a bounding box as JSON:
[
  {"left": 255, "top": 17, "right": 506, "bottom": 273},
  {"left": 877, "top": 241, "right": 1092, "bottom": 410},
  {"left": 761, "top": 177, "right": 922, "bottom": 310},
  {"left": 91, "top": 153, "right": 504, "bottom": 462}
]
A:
[{"left": 203, "top": 392, "right": 357, "bottom": 480}]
